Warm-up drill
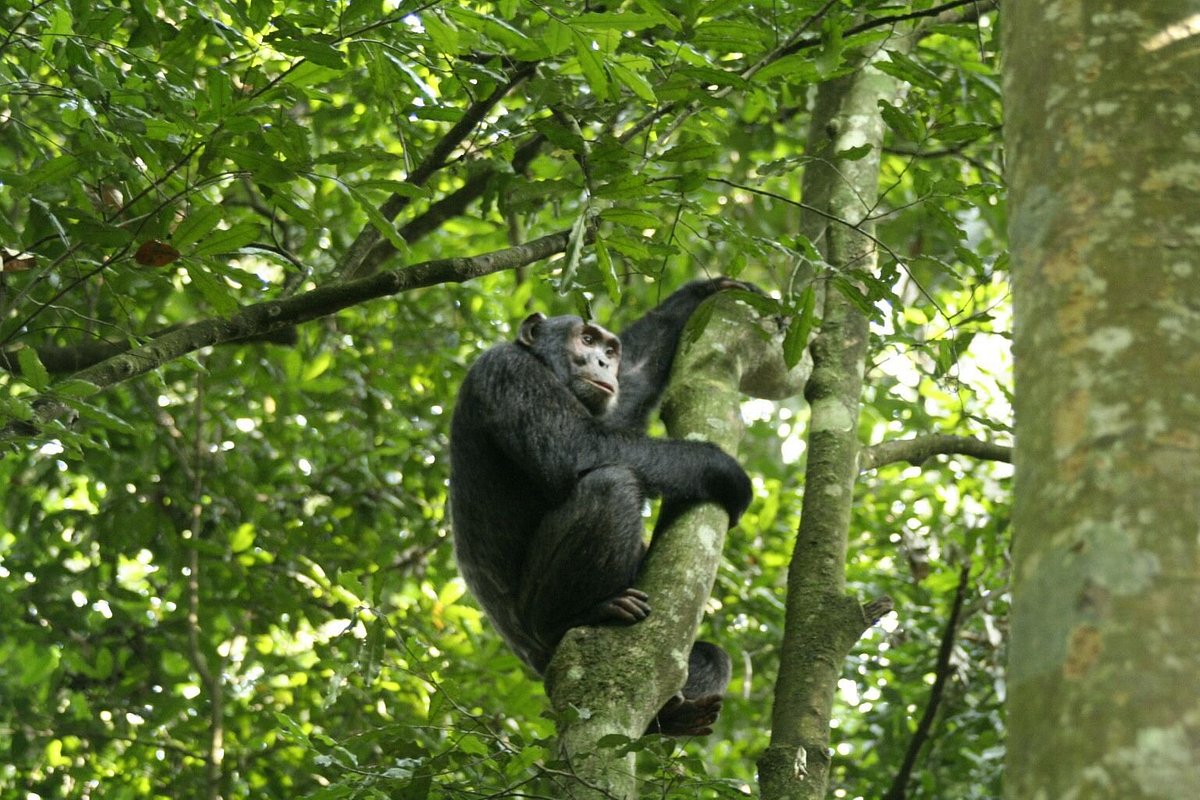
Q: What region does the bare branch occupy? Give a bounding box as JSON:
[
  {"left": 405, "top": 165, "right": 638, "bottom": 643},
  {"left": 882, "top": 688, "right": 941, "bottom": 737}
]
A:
[
  {"left": 859, "top": 434, "right": 1012, "bottom": 472},
  {"left": 883, "top": 563, "right": 972, "bottom": 800}
]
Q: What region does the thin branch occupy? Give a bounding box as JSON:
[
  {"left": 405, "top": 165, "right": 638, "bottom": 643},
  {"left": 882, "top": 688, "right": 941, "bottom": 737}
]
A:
[
  {"left": 778, "top": 0, "right": 995, "bottom": 59},
  {"left": 626, "top": 0, "right": 841, "bottom": 157},
  {"left": 883, "top": 563, "right": 972, "bottom": 800},
  {"left": 859, "top": 434, "right": 1012, "bottom": 472},
  {"left": 183, "top": 381, "right": 225, "bottom": 800},
  {"left": 935, "top": 0, "right": 1000, "bottom": 27},
  {"left": 354, "top": 133, "right": 548, "bottom": 276},
  {"left": 336, "top": 61, "right": 539, "bottom": 281}
]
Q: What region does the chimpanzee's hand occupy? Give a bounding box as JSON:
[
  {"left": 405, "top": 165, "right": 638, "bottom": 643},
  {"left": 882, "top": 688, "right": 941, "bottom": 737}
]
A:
[
  {"left": 713, "top": 276, "right": 760, "bottom": 294},
  {"left": 701, "top": 444, "right": 753, "bottom": 526}
]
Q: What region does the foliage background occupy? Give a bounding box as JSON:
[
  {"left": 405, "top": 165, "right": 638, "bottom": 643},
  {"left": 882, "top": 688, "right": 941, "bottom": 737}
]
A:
[{"left": 0, "top": 1, "right": 1009, "bottom": 797}]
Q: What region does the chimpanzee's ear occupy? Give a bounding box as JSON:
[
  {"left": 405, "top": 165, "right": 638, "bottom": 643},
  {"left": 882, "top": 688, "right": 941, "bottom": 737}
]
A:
[{"left": 517, "top": 312, "right": 547, "bottom": 347}]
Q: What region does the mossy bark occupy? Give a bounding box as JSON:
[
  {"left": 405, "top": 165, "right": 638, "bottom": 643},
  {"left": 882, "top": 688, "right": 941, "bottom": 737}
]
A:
[
  {"left": 547, "top": 294, "right": 806, "bottom": 799},
  {"left": 757, "top": 45, "right": 905, "bottom": 800},
  {"left": 1005, "top": 4, "right": 1200, "bottom": 797}
]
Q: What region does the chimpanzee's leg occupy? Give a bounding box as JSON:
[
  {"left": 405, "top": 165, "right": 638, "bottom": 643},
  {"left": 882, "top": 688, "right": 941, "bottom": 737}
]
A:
[
  {"left": 647, "top": 640, "right": 733, "bottom": 736},
  {"left": 519, "top": 466, "right": 651, "bottom": 663}
]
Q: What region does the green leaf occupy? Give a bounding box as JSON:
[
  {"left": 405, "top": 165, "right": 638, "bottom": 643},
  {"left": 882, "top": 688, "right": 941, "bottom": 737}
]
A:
[
  {"left": 577, "top": 12, "right": 661, "bottom": 32},
  {"left": 173, "top": 205, "right": 225, "bottom": 250},
  {"left": 633, "top": 0, "right": 682, "bottom": 32},
  {"left": 659, "top": 142, "right": 720, "bottom": 162},
  {"left": 544, "top": 17, "right": 573, "bottom": 55},
  {"left": 230, "top": 523, "right": 256, "bottom": 553},
  {"left": 531, "top": 118, "right": 586, "bottom": 154},
  {"left": 600, "top": 208, "right": 661, "bottom": 228},
  {"left": 227, "top": 145, "right": 297, "bottom": 184},
  {"left": 783, "top": 287, "right": 816, "bottom": 369},
  {"left": 347, "top": 186, "right": 408, "bottom": 254},
  {"left": 71, "top": 218, "right": 133, "bottom": 248},
  {"left": 191, "top": 222, "right": 261, "bottom": 257},
  {"left": 269, "top": 35, "right": 346, "bottom": 69},
  {"left": 693, "top": 20, "right": 771, "bottom": 51},
  {"left": 53, "top": 379, "right": 102, "bottom": 399},
  {"left": 595, "top": 237, "right": 620, "bottom": 301},
  {"left": 41, "top": 4, "right": 74, "bottom": 52},
  {"left": 594, "top": 173, "right": 654, "bottom": 200},
  {"left": 186, "top": 264, "right": 240, "bottom": 314},
  {"left": 816, "top": 18, "right": 845, "bottom": 75},
  {"left": 831, "top": 276, "right": 878, "bottom": 319},
  {"left": 27, "top": 155, "right": 81, "bottom": 189},
  {"left": 573, "top": 32, "right": 610, "bottom": 100},
  {"left": 876, "top": 49, "right": 941, "bottom": 90},
  {"left": 17, "top": 347, "right": 50, "bottom": 391},
  {"left": 205, "top": 74, "right": 232, "bottom": 118},
  {"left": 879, "top": 101, "right": 923, "bottom": 142},
  {"left": 356, "top": 180, "right": 431, "bottom": 199},
  {"left": 609, "top": 61, "right": 656, "bottom": 103},
  {"left": 93, "top": 648, "right": 114, "bottom": 680},
  {"left": 752, "top": 53, "right": 822, "bottom": 85},
  {"left": 446, "top": 9, "right": 542, "bottom": 58},
  {"left": 557, "top": 205, "right": 591, "bottom": 294},
  {"left": 938, "top": 123, "right": 993, "bottom": 143},
  {"left": 0, "top": 394, "right": 34, "bottom": 424},
  {"left": 14, "top": 643, "right": 59, "bottom": 688},
  {"left": 836, "top": 144, "right": 874, "bottom": 161},
  {"left": 421, "top": 11, "right": 461, "bottom": 55},
  {"left": 71, "top": 400, "right": 136, "bottom": 435}
]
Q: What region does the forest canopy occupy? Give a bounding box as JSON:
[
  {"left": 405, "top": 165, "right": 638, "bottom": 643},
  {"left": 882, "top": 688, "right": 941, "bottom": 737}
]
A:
[{"left": 0, "top": 1, "right": 1012, "bottom": 798}]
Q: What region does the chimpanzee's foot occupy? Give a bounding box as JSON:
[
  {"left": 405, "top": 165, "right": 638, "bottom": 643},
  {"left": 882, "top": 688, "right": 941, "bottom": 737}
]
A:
[
  {"left": 590, "top": 588, "right": 651, "bottom": 624},
  {"left": 646, "top": 692, "right": 723, "bottom": 736}
]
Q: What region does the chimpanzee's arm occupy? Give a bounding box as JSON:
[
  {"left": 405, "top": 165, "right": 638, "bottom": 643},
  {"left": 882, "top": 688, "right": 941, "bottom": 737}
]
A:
[
  {"left": 607, "top": 278, "right": 743, "bottom": 432},
  {"left": 468, "top": 343, "right": 750, "bottom": 523}
]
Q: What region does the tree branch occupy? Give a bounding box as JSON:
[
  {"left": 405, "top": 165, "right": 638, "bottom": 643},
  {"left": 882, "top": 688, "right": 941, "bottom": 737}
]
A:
[
  {"left": 354, "top": 133, "right": 548, "bottom": 277},
  {"left": 2, "top": 226, "right": 583, "bottom": 441},
  {"left": 0, "top": 327, "right": 297, "bottom": 377},
  {"left": 757, "top": 35, "right": 908, "bottom": 798},
  {"left": 335, "top": 61, "right": 539, "bottom": 281},
  {"left": 859, "top": 434, "right": 1013, "bottom": 472},
  {"left": 883, "top": 563, "right": 972, "bottom": 800},
  {"left": 778, "top": 0, "right": 995, "bottom": 59}
]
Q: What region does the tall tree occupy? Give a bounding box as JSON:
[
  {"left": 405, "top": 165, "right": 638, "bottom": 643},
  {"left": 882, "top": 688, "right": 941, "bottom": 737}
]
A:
[{"left": 1005, "top": 3, "right": 1200, "bottom": 797}]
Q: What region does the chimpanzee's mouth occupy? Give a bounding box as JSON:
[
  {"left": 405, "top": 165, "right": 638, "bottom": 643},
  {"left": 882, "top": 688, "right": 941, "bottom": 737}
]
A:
[{"left": 585, "top": 379, "right": 615, "bottom": 395}]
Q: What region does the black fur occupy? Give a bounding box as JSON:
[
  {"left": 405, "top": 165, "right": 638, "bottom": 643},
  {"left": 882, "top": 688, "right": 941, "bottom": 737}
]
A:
[{"left": 449, "top": 279, "right": 750, "bottom": 735}]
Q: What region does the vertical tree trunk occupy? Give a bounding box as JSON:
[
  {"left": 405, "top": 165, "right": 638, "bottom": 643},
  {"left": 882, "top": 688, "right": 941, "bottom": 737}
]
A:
[
  {"left": 1004, "top": 3, "right": 1200, "bottom": 798},
  {"left": 757, "top": 48, "right": 903, "bottom": 800}
]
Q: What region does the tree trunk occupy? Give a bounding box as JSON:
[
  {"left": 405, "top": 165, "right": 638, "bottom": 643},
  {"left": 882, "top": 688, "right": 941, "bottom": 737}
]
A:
[
  {"left": 1004, "top": 3, "right": 1200, "bottom": 798},
  {"left": 546, "top": 293, "right": 806, "bottom": 799},
  {"left": 757, "top": 45, "right": 904, "bottom": 800}
]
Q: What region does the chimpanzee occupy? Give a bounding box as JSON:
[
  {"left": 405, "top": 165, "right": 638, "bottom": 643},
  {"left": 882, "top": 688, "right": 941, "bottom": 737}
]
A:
[{"left": 449, "top": 278, "right": 752, "bottom": 735}]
